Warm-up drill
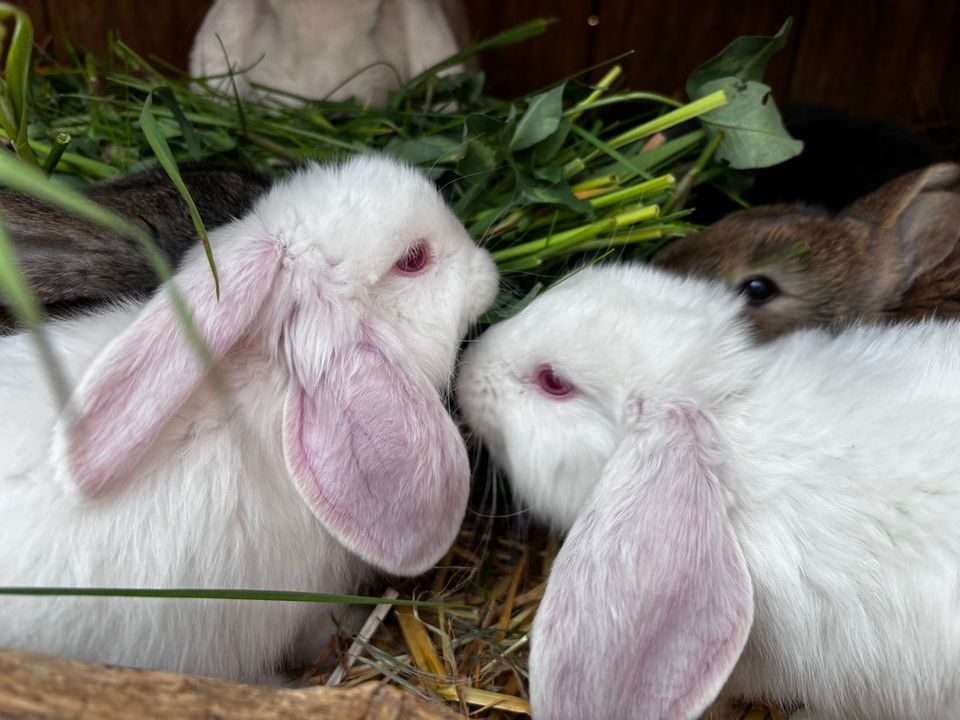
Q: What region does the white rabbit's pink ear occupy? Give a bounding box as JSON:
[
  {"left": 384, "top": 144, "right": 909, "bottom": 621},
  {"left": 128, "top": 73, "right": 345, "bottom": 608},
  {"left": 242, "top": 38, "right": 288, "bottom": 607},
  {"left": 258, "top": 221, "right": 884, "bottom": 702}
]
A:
[
  {"left": 531, "top": 403, "right": 753, "bottom": 720},
  {"left": 282, "top": 341, "right": 470, "bottom": 576},
  {"left": 54, "top": 235, "right": 285, "bottom": 496}
]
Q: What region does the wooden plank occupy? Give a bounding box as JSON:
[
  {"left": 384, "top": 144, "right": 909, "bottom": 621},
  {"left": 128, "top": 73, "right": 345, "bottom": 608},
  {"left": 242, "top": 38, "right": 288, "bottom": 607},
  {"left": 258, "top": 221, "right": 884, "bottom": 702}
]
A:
[
  {"left": 38, "top": 0, "right": 213, "bottom": 67},
  {"left": 789, "top": 0, "right": 960, "bottom": 127},
  {"left": 591, "top": 0, "right": 809, "bottom": 99},
  {"left": 0, "top": 649, "right": 458, "bottom": 720}
]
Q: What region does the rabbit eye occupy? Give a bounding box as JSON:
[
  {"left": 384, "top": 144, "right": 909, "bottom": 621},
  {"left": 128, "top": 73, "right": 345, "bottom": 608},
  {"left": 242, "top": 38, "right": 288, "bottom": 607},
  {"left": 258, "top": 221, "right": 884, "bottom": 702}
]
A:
[
  {"left": 395, "top": 240, "right": 431, "bottom": 274},
  {"left": 535, "top": 365, "right": 575, "bottom": 398},
  {"left": 739, "top": 275, "right": 780, "bottom": 305}
]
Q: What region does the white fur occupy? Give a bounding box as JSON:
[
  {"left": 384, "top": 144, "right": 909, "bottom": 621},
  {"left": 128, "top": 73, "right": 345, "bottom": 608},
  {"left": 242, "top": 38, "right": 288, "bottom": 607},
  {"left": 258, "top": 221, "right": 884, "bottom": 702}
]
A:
[
  {"left": 457, "top": 263, "right": 960, "bottom": 719},
  {"left": 190, "top": 0, "right": 464, "bottom": 106},
  {"left": 0, "top": 155, "right": 498, "bottom": 682}
]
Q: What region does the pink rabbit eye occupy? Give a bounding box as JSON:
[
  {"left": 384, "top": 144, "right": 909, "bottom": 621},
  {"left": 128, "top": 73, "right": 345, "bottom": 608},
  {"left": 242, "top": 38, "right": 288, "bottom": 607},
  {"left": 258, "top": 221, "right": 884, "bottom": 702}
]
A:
[
  {"left": 395, "top": 240, "right": 431, "bottom": 274},
  {"left": 536, "top": 365, "right": 575, "bottom": 398}
]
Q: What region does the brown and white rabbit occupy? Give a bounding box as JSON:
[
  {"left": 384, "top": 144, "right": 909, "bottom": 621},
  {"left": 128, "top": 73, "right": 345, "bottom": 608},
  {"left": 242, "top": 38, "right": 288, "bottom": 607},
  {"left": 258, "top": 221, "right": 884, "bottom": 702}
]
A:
[
  {"left": 457, "top": 263, "right": 960, "bottom": 719},
  {"left": 656, "top": 162, "right": 960, "bottom": 340},
  {"left": 0, "top": 154, "right": 498, "bottom": 682},
  {"left": 0, "top": 162, "right": 269, "bottom": 333}
]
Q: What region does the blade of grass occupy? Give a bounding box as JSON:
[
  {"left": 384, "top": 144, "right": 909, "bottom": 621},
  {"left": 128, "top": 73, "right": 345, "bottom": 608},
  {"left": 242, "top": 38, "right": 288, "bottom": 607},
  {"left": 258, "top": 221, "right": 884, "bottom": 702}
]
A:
[
  {"left": 396, "top": 605, "right": 447, "bottom": 676},
  {"left": 139, "top": 94, "right": 219, "bottom": 297},
  {"left": 157, "top": 87, "right": 202, "bottom": 160},
  {"left": 434, "top": 686, "right": 531, "bottom": 715},
  {"left": 0, "top": 3, "right": 38, "bottom": 166},
  {"left": 0, "top": 586, "right": 456, "bottom": 607},
  {"left": 570, "top": 122, "right": 651, "bottom": 180},
  {"left": 405, "top": 18, "right": 555, "bottom": 89},
  {"left": 0, "top": 217, "right": 70, "bottom": 407}
]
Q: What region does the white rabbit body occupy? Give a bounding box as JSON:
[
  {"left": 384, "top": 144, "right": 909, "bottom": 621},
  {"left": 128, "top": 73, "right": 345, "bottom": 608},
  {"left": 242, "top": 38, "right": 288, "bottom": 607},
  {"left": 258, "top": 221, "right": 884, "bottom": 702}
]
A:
[
  {"left": 190, "top": 0, "right": 465, "bottom": 106},
  {"left": 0, "top": 155, "right": 499, "bottom": 682},
  {"left": 456, "top": 264, "right": 960, "bottom": 719}
]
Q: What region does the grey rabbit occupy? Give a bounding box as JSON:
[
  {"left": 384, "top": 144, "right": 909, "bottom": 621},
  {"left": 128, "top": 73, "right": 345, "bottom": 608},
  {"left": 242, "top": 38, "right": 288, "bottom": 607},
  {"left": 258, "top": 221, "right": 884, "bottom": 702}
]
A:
[{"left": 0, "top": 162, "right": 269, "bottom": 333}]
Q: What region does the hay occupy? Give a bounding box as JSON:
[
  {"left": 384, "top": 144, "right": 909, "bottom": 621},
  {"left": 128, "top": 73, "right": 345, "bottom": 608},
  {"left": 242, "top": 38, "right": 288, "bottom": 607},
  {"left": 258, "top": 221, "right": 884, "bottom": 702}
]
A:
[{"left": 307, "top": 498, "right": 792, "bottom": 719}]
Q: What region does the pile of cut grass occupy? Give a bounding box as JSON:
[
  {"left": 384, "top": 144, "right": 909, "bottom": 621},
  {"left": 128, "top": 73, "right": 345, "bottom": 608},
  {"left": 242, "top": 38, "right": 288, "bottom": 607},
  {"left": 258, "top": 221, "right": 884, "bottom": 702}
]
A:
[
  {"left": 0, "top": 8, "right": 735, "bottom": 328},
  {"left": 0, "top": 5, "right": 799, "bottom": 717}
]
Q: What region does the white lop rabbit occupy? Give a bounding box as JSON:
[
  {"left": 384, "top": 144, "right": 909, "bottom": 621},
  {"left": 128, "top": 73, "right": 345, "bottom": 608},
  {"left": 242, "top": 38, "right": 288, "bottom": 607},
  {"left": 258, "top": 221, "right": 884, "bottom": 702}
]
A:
[
  {"left": 456, "top": 264, "right": 960, "bottom": 719},
  {"left": 0, "top": 154, "right": 498, "bottom": 682},
  {"left": 190, "top": 0, "right": 466, "bottom": 106}
]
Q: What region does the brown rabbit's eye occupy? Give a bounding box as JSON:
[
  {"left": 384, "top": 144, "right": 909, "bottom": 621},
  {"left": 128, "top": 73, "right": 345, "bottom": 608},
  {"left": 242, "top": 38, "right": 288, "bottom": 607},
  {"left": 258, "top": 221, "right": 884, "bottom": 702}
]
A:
[
  {"left": 740, "top": 275, "right": 780, "bottom": 305},
  {"left": 535, "top": 365, "right": 575, "bottom": 398},
  {"left": 395, "top": 241, "right": 431, "bottom": 274}
]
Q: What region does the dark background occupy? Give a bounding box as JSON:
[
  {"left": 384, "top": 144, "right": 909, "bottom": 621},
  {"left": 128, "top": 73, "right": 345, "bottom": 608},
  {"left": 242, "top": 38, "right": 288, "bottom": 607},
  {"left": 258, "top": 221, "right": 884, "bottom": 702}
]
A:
[{"left": 14, "top": 0, "right": 959, "bottom": 134}]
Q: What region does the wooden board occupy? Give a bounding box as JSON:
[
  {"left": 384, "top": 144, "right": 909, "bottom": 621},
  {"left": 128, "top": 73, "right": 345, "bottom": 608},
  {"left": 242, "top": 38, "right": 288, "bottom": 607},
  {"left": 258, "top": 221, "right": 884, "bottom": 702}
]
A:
[
  {"left": 0, "top": 649, "right": 459, "bottom": 720},
  {"left": 12, "top": 0, "right": 958, "bottom": 129}
]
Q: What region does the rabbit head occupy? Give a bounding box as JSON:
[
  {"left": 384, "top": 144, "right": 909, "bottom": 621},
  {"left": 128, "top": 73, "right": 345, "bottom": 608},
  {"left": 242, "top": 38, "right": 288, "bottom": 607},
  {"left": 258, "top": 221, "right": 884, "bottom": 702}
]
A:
[
  {"left": 457, "top": 264, "right": 756, "bottom": 718},
  {"left": 52, "top": 154, "right": 498, "bottom": 577},
  {"left": 655, "top": 162, "right": 960, "bottom": 340},
  {"left": 456, "top": 264, "right": 755, "bottom": 531}
]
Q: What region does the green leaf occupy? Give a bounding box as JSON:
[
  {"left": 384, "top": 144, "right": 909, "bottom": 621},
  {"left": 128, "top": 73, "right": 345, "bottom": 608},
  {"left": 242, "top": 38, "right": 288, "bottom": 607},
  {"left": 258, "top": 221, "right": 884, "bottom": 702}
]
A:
[
  {"left": 695, "top": 78, "right": 803, "bottom": 169},
  {"left": 384, "top": 134, "right": 465, "bottom": 165},
  {"left": 139, "top": 95, "right": 219, "bottom": 297},
  {"left": 516, "top": 167, "right": 592, "bottom": 216},
  {"left": 686, "top": 19, "right": 802, "bottom": 170},
  {"left": 511, "top": 84, "right": 564, "bottom": 151},
  {"left": 458, "top": 138, "right": 498, "bottom": 178},
  {"left": 458, "top": 114, "right": 505, "bottom": 180},
  {"left": 686, "top": 18, "right": 793, "bottom": 92},
  {"left": 533, "top": 117, "right": 571, "bottom": 165}
]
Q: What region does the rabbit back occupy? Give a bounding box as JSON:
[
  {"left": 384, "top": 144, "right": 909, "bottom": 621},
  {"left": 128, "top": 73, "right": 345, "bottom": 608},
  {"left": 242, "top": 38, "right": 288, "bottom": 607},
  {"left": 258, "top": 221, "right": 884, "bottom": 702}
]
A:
[
  {"left": 0, "top": 307, "right": 361, "bottom": 681},
  {"left": 722, "top": 321, "right": 960, "bottom": 718}
]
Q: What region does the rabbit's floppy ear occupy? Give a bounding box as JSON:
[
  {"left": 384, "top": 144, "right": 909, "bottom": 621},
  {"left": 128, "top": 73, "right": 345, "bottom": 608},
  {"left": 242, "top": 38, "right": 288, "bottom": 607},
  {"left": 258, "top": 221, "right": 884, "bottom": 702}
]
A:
[
  {"left": 846, "top": 162, "right": 960, "bottom": 287},
  {"left": 53, "top": 232, "right": 285, "bottom": 496},
  {"left": 282, "top": 326, "right": 469, "bottom": 577},
  {"left": 531, "top": 402, "right": 753, "bottom": 720}
]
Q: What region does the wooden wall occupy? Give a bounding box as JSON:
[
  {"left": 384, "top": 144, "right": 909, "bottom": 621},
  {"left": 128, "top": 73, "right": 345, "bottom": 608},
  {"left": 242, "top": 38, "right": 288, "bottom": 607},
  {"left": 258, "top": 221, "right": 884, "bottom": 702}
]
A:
[{"left": 13, "top": 0, "right": 960, "bottom": 131}]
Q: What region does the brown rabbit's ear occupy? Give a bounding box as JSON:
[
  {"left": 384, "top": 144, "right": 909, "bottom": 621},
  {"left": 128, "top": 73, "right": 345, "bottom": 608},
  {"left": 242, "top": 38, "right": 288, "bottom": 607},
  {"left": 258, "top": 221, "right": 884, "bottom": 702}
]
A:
[{"left": 846, "top": 162, "right": 960, "bottom": 287}]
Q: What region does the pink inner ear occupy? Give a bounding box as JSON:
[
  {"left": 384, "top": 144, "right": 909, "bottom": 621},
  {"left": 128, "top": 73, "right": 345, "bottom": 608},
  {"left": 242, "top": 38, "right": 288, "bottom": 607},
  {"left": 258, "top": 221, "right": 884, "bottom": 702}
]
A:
[
  {"left": 531, "top": 405, "right": 753, "bottom": 720},
  {"left": 57, "top": 237, "right": 284, "bottom": 496},
  {"left": 282, "top": 343, "right": 470, "bottom": 576}
]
